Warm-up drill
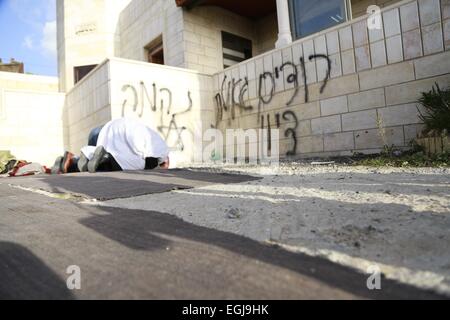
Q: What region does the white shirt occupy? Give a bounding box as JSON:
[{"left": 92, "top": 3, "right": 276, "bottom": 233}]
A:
[{"left": 95, "top": 118, "right": 169, "bottom": 170}]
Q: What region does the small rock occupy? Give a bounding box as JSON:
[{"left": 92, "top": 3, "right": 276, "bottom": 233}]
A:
[
  {"left": 354, "top": 241, "right": 361, "bottom": 248},
  {"left": 226, "top": 208, "right": 241, "bottom": 219}
]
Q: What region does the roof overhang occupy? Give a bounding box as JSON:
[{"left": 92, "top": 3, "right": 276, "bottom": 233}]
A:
[{"left": 175, "top": 0, "right": 277, "bottom": 19}]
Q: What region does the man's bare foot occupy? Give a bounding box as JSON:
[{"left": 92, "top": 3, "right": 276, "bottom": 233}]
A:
[{"left": 62, "top": 152, "right": 75, "bottom": 174}]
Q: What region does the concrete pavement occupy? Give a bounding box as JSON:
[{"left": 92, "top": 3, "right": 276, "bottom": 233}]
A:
[{"left": 0, "top": 167, "right": 448, "bottom": 299}]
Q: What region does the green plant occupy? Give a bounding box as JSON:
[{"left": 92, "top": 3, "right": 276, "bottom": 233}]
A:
[
  {"left": 352, "top": 150, "right": 449, "bottom": 167},
  {"left": 409, "top": 139, "right": 425, "bottom": 153},
  {"left": 418, "top": 83, "right": 450, "bottom": 134}
]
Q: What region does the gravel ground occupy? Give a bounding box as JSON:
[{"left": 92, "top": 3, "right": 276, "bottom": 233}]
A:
[{"left": 98, "top": 164, "right": 450, "bottom": 296}]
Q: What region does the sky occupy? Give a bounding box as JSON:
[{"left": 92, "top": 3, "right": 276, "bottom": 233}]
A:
[{"left": 0, "top": 0, "right": 57, "bottom": 76}]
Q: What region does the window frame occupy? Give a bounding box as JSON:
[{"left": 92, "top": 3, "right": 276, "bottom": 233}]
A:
[
  {"left": 289, "top": 0, "right": 352, "bottom": 40},
  {"left": 74, "top": 64, "right": 98, "bottom": 85},
  {"left": 221, "top": 31, "right": 253, "bottom": 69},
  {"left": 145, "top": 35, "right": 165, "bottom": 65}
]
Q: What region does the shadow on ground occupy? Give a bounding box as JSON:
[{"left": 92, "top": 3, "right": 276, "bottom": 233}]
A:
[
  {"left": 100, "top": 170, "right": 450, "bottom": 290},
  {"left": 0, "top": 241, "right": 75, "bottom": 300},
  {"left": 78, "top": 204, "right": 446, "bottom": 299}
]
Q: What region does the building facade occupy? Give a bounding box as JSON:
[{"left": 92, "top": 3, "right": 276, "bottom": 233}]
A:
[
  {"left": 0, "top": 58, "right": 25, "bottom": 74},
  {"left": 1, "top": 0, "right": 450, "bottom": 166}
]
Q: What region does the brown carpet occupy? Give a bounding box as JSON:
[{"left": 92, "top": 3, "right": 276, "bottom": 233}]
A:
[{"left": 5, "top": 169, "right": 260, "bottom": 200}]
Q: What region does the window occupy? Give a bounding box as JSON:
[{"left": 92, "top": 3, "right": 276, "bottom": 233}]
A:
[
  {"left": 221, "top": 31, "right": 252, "bottom": 69},
  {"left": 145, "top": 36, "right": 164, "bottom": 65},
  {"left": 74, "top": 65, "right": 97, "bottom": 84},
  {"left": 289, "top": 0, "right": 349, "bottom": 39}
]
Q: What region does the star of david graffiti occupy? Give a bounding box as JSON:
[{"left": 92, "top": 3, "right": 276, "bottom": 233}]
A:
[
  {"left": 121, "top": 82, "right": 192, "bottom": 152},
  {"left": 157, "top": 91, "right": 192, "bottom": 151}
]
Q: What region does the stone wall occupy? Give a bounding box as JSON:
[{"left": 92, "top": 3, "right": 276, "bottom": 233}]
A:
[
  {"left": 118, "top": 0, "right": 185, "bottom": 68},
  {"left": 57, "top": 0, "right": 131, "bottom": 92},
  {"left": 109, "top": 58, "right": 214, "bottom": 166},
  {"left": 65, "top": 61, "right": 112, "bottom": 153},
  {"left": 211, "top": 0, "right": 450, "bottom": 159},
  {"left": 0, "top": 72, "right": 65, "bottom": 166},
  {"left": 65, "top": 58, "right": 215, "bottom": 166},
  {"left": 117, "top": 1, "right": 278, "bottom": 75},
  {"left": 182, "top": 6, "right": 278, "bottom": 74},
  {"left": 351, "top": 0, "right": 404, "bottom": 18}
]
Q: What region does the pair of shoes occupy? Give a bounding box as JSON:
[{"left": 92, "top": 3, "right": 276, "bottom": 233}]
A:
[
  {"left": 88, "top": 146, "right": 108, "bottom": 173},
  {"left": 78, "top": 153, "right": 89, "bottom": 172},
  {"left": 51, "top": 152, "right": 75, "bottom": 174},
  {"left": 51, "top": 156, "right": 63, "bottom": 174}
]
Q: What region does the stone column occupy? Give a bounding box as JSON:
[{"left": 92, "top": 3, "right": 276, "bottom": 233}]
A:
[{"left": 275, "top": 0, "right": 293, "bottom": 48}]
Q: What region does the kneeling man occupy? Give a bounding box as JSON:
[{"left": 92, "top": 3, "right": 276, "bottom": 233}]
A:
[{"left": 54, "top": 118, "right": 169, "bottom": 174}]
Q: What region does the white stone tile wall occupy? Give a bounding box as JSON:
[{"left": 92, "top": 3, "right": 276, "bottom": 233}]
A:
[
  {"left": 0, "top": 72, "right": 65, "bottom": 166},
  {"left": 211, "top": 0, "right": 450, "bottom": 158}
]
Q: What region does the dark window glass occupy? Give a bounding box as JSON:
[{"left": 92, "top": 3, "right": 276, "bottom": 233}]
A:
[
  {"left": 221, "top": 31, "right": 252, "bottom": 69},
  {"left": 290, "top": 0, "right": 348, "bottom": 39},
  {"left": 74, "top": 65, "right": 97, "bottom": 84}
]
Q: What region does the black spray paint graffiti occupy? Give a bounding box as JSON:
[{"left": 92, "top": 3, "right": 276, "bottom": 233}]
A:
[
  {"left": 258, "top": 54, "right": 332, "bottom": 117},
  {"left": 260, "top": 110, "right": 299, "bottom": 156},
  {"left": 214, "top": 54, "right": 331, "bottom": 156},
  {"left": 282, "top": 111, "right": 298, "bottom": 156},
  {"left": 310, "top": 54, "right": 332, "bottom": 94},
  {"left": 213, "top": 75, "right": 254, "bottom": 126},
  {"left": 157, "top": 91, "right": 192, "bottom": 151},
  {"left": 122, "top": 82, "right": 192, "bottom": 151}
]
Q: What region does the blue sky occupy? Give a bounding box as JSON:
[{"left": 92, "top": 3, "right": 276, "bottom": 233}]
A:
[{"left": 0, "top": 0, "right": 57, "bottom": 76}]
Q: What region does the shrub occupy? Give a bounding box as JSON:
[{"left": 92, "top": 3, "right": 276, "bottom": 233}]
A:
[{"left": 418, "top": 83, "right": 450, "bottom": 134}]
